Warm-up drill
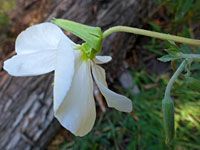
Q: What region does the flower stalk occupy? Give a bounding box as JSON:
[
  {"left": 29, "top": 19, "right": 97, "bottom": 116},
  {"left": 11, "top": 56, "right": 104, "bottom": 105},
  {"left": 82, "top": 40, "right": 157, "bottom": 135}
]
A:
[
  {"left": 164, "top": 60, "right": 186, "bottom": 98},
  {"left": 103, "top": 26, "right": 200, "bottom": 46}
]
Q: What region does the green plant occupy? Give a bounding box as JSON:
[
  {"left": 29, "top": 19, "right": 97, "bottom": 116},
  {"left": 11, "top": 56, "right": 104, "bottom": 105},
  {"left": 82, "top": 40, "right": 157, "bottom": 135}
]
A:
[{"left": 0, "top": 0, "right": 15, "bottom": 29}]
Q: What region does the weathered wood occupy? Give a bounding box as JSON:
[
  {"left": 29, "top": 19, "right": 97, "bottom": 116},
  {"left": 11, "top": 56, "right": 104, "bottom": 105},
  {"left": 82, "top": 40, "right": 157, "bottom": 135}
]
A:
[{"left": 0, "top": 0, "right": 157, "bottom": 149}]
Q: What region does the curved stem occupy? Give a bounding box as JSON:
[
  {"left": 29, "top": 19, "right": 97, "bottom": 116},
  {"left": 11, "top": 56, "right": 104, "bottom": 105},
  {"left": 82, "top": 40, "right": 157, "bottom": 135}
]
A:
[
  {"left": 103, "top": 26, "right": 200, "bottom": 46},
  {"left": 164, "top": 60, "right": 187, "bottom": 98}
]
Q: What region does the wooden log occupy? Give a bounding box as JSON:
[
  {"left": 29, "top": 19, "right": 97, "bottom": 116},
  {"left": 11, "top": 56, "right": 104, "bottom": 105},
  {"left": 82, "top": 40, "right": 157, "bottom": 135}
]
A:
[{"left": 0, "top": 0, "right": 157, "bottom": 149}]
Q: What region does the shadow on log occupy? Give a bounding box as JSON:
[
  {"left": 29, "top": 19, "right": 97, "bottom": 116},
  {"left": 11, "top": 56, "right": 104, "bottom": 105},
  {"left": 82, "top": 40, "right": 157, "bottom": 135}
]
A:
[{"left": 0, "top": 0, "right": 157, "bottom": 149}]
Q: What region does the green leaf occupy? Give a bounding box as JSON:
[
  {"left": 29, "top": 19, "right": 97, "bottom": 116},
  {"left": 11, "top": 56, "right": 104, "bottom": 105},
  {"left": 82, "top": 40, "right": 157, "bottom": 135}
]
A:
[{"left": 158, "top": 55, "right": 176, "bottom": 62}]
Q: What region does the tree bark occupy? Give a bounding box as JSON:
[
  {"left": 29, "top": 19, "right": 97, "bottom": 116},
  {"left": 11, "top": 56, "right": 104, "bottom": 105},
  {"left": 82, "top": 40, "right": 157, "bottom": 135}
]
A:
[{"left": 0, "top": 0, "right": 157, "bottom": 149}]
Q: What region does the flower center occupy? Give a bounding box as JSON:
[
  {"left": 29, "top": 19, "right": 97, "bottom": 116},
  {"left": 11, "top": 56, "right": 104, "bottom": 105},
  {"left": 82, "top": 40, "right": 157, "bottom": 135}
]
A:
[{"left": 75, "top": 42, "right": 99, "bottom": 60}]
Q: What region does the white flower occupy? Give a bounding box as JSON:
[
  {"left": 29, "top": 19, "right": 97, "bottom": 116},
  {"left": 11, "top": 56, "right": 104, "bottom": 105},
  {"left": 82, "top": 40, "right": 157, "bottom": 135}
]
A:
[{"left": 4, "top": 23, "right": 132, "bottom": 136}]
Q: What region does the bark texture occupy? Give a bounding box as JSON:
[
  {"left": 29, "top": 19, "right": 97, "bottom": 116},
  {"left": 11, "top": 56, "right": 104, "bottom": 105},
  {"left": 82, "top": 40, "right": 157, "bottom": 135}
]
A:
[{"left": 0, "top": 0, "right": 157, "bottom": 149}]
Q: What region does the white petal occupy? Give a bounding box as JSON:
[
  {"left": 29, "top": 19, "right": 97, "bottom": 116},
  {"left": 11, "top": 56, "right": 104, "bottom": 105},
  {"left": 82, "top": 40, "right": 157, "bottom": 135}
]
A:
[
  {"left": 94, "top": 56, "right": 112, "bottom": 64},
  {"left": 55, "top": 57, "right": 96, "bottom": 136},
  {"left": 92, "top": 63, "right": 132, "bottom": 112},
  {"left": 16, "top": 22, "right": 74, "bottom": 55},
  {"left": 53, "top": 39, "right": 75, "bottom": 112},
  {"left": 3, "top": 50, "right": 56, "bottom": 76}
]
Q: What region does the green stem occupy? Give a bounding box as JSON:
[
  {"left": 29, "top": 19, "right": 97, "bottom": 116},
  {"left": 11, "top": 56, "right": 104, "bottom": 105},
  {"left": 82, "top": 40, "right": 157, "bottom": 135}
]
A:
[
  {"left": 103, "top": 26, "right": 200, "bottom": 46},
  {"left": 182, "top": 54, "right": 200, "bottom": 62},
  {"left": 165, "top": 60, "right": 187, "bottom": 98}
]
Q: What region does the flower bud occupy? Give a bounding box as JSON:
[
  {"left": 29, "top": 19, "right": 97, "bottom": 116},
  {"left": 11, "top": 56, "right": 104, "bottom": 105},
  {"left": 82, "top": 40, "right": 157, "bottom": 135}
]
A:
[{"left": 162, "top": 96, "right": 174, "bottom": 144}]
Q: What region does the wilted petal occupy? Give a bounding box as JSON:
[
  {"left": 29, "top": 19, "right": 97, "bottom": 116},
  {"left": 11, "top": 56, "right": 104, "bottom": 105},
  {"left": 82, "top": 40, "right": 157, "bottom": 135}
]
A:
[
  {"left": 4, "top": 50, "right": 56, "bottom": 76},
  {"left": 94, "top": 56, "right": 112, "bottom": 64},
  {"left": 55, "top": 57, "right": 96, "bottom": 136},
  {"left": 92, "top": 63, "right": 132, "bottom": 112},
  {"left": 53, "top": 39, "right": 75, "bottom": 112},
  {"left": 16, "top": 22, "right": 74, "bottom": 55}
]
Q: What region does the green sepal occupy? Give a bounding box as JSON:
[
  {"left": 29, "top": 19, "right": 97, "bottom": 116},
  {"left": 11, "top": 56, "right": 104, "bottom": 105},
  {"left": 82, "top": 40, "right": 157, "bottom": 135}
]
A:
[
  {"left": 51, "top": 18, "right": 102, "bottom": 58},
  {"left": 158, "top": 41, "right": 184, "bottom": 63},
  {"left": 165, "top": 48, "right": 182, "bottom": 57},
  {"left": 158, "top": 55, "right": 177, "bottom": 62},
  {"left": 162, "top": 96, "right": 174, "bottom": 144},
  {"left": 75, "top": 43, "right": 98, "bottom": 59}
]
